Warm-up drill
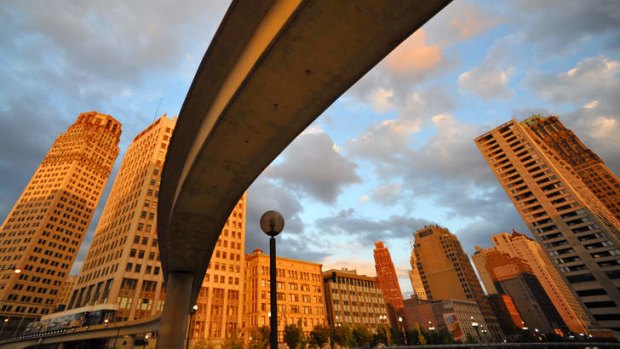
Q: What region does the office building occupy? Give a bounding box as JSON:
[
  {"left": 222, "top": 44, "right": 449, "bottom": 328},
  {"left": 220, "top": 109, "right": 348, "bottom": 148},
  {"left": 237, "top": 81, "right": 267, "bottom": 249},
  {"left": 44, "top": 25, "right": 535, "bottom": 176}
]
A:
[
  {"left": 409, "top": 251, "right": 428, "bottom": 301},
  {"left": 244, "top": 249, "right": 326, "bottom": 340},
  {"left": 472, "top": 247, "right": 499, "bottom": 295},
  {"left": 322, "top": 268, "right": 388, "bottom": 328},
  {"left": 0, "top": 112, "right": 121, "bottom": 337},
  {"left": 487, "top": 294, "right": 523, "bottom": 337},
  {"left": 67, "top": 115, "right": 174, "bottom": 321},
  {"left": 475, "top": 119, "right": 620, "bottom": 332},
  {"left": 485, "top": 249, "right": 565, "bottom": 334},
  {"left": 492, "top": 231, "right": 589, "bottom": 334},
  {"left": 412, "top": 225, "right": 504, "bottom": 341},
  {"left": 525, "top": 116, "right": 620, "bottom": 220},
  {"left": 373, "top": 241, "right": 404, "bottom": 315}
]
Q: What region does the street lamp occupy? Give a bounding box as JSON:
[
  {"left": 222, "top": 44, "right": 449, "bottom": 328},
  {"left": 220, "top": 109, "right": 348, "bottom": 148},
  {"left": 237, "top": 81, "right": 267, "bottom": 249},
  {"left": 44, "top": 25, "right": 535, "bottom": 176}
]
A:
[
  {"left": 186, "top": 304, "right": 198, "bottom": 349},
  {"left": 260, "top": 211, "right": 285, "bottom": 349},
  {"left": 379, "top": 315, "right": 390, "bottom": 345},
  {"left": 471, "top": 318, "right": 480, "bottom": 342},
  {"left": 398, "top": 316, "right": 407, "bottom": 345}
]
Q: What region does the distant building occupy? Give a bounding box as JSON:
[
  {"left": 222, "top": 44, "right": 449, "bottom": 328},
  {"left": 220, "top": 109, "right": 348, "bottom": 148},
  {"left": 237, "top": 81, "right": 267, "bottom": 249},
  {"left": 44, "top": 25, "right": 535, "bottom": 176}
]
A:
[
  {"left": 322, "top": 268, "right": 388, "bottom": 329},
  {"left": 487, "top": 294, "right": 523, "bottom": 337},
  {"left": 373, "top": 241, "right": 404, "bottom": 323},
  {"left": 409, "top": 250, "right": 428, "bottom": 300},
  {"left": 54, "top": 275, "right": 77, "bottom": 312},
  {"left": 493, "top": 231, "right": 589, "bottom": 333},
  {"left": 472, "top": 246, "right": 499, "bottom": 295},
  {"left": 475, "top": 118, "right": 620, "bottom": 333},
  {"left": 412, "top": 225, "right": 504, "bottom": 341},
  {"left": 0, "top": 111, "right": 121, "bottom": 338},
  {"left": 244, "top": 249, "right": 326, "bottom": 341},
  {"left": 485, "top": 249, "right": 566, "bottom": 334}
]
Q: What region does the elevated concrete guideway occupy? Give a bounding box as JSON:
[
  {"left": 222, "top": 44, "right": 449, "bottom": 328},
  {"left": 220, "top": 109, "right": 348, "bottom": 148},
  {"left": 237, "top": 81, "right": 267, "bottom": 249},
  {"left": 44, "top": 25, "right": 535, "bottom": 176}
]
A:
[{"left": 157, "top": 0, "right": 451, "bottom": 347}]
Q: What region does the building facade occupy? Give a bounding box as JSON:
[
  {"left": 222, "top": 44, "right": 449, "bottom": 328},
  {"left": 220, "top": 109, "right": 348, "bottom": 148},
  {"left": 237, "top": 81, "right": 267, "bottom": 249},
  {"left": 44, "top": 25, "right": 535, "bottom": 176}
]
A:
[
  {"left": 492, "top": 231, "right": 589, "bottom": 333},
  {"left": 322, "top": 269, "right": 388, "bottom": 329},
  {"left": 524, "top": 116, "right": 620, "bottom": 220},
  {"left": 475, "top": 119, "right": 620, "bottom": 333},
  {"left": 244, "top": 249, "right": 326, "bottom": 341},
  {"left": 67, "top": 115, "right": 174, "bottom": 322},
  {"left": 487, "top": 294, "right": 523, "bottom": 337},
  {"left": 472, "top": 246, "right": 499, "bottom": 295},
  {"left": 0, "top": 111, "right": 121, "bottom": 337},
  {"left": 409, "top": 251, "right": 428, "bottom": 301},
  {"left": 190, "top": 194, "right": 246, "bottom": 347},
  {"left": 412, "top": 225, "right": 504, "bottom": 341},
  {"left": 373, "top": 241, "right": 404, "bottom": 314}
]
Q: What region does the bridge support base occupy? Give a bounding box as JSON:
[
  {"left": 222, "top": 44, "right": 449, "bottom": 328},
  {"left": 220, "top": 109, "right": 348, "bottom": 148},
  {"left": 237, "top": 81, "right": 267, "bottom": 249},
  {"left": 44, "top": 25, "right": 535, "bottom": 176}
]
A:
[{"left": 157, "top": 272, "right": 193, "bottom": 349}]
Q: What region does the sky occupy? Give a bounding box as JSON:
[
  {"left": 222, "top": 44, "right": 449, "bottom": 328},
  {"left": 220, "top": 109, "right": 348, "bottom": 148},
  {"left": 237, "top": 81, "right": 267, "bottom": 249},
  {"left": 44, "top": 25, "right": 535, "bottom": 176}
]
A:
[{"left": 1, "top": 1, "right": 619, "bottom": 297}]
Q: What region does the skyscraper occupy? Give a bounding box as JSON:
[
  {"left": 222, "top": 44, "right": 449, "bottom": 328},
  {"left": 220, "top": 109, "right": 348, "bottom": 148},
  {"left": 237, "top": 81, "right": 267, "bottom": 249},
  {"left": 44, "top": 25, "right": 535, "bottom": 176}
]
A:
[
  {"left": 524, "top": 116, "right": 620, "bottom": 220},
  {"left": 0, "top": 111, "right": 121, "bottom": 337},
  {"left": 373, "top": 241, "right": 404, "bottom": 314},
  {"left": 67, "top": 115, "right": 175, "bottom": 321},
  {"left": 412, "top": 225, "right": 504, "bottom": 341},
  {"left": 472, "top": 246, "right": 499, "bottom": 295},
  {"left": 492, "top": 231, "right": 589, "bottom": 334},
  {"left": 475, "top": 118, "right": 620, "bottom": 333},
  {"left": 409, "top": 249, "right": 428, "bottom": 301}
]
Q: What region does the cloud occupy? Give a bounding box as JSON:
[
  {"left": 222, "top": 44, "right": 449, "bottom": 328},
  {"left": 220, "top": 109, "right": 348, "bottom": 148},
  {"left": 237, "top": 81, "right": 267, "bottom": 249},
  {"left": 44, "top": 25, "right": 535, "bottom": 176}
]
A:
[
  {"left": 426, "top": 1, "right": 501, "bottom": 46},
  {"left": 459, "top": 67, "right": 512, "bottom": 100},
  {"left": 269, "top": 132, "right": 360, "bottom": 204},
  {"left": 384, "top": 30, "right": 443, "bottom": 77},
  {"left": 314, "top": 209, "right": 433, "bottom": 245},
  {"left": 371, "top": 183, "right": 403, "bottom": 206}
]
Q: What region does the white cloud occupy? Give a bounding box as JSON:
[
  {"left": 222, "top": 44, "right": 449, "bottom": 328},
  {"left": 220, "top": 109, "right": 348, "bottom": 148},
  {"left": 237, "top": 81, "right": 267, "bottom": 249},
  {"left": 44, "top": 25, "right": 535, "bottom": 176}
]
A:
[{"left": 459, "top": 67, "right": 512, "bottom": 100}]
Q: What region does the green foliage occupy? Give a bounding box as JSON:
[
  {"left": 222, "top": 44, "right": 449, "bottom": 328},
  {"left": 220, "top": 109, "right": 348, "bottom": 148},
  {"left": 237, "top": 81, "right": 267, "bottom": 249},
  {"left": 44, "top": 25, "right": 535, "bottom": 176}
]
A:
[
  {"left": 191, "top": 339, "right": 214, "bottom": 349},
  {"left": 309, "top": 324, "right": 330, "bottom": 348},
  {"left": 351, "top": 325, "right": 372, "bottom": 347},
  {"left": 465, "top": 333, "right": 478, "bottom": 343},
  {"left": 331, "top": 324, "right": 353, "bottom": 347},
  {"left": 284, "top": 322, "right": 305, "bottom": 349},
  {"left": 223, "top": 329, "right": 243, "bottom": 349},
  {"left": 249, "top": 326, "right": 270, "bottom": 349}
]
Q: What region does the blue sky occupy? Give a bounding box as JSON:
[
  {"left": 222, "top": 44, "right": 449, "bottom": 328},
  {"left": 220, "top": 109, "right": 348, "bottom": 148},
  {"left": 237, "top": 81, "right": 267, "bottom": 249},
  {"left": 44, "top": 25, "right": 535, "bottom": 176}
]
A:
[{"left": 1, "top": 1, "right": 619, "bottom": 296}]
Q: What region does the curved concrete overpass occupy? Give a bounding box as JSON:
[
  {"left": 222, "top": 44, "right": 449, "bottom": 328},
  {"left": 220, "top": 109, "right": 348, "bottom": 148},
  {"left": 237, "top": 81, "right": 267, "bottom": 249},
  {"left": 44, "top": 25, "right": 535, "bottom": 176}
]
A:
[{"left": 157, "top": 0, "right": 451, "bottom": 347}]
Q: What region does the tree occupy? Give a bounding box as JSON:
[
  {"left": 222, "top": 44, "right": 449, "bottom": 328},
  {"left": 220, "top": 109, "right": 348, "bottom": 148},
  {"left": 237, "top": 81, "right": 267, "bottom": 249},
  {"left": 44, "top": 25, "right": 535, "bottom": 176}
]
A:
[
  {"left": 223, "top": 329, "right": 243, "bottom": 349},
  {"left": 332, "top": 324, "right": 353, "bottom": 348},
  {"left": 309, "top": 324, "right": 330, "bottom": 349},
  {"left": 351, "top": 325, "right": 372, "bottom": 347},
  {"left": 191, "top": 339, "right": 213, "bottom": 349},
  {"left": 284, "top": 322, "right": 305, "bottom": 349},
  {"left": 249, "top": 326, "right": 270, "bottom": 349}
]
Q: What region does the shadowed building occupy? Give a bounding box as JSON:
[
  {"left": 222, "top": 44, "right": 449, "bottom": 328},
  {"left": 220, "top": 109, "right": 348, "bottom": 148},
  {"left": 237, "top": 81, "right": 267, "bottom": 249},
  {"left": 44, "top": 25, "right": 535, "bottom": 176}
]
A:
[
  {"left": 412, "top": 225, "right": 504, "bottom": 341},
  {"left": 487, "top": 294, "right": 524, "bottom": 337},
  {"left": 525, "top": 116, "right": 620, "bottom": 220},
  {"left": 323, "top": 268, "right": 388, "bottom": 329},
  {"left": 373, "top": 241, "right": 404, "bottom": 320},
  {"left": 485, "top": 250, "right": 566, "bottom": 334},
  {"left": 245, "top": 249, "right": 326, "bottom": 342},
  {"left": 0, "top": 112, "right": 121, "bottom": 338},
  {"left": 475, "top": 119, "right": 620, "bottom": 333}
]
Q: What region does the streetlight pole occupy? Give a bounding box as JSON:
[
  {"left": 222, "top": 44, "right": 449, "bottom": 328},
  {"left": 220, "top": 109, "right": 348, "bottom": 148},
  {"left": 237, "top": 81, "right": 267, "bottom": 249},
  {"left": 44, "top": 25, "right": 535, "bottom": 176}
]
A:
[
  {"left": 260, "top": 211, "right": 285, "bottom": 349},
  {"left": 398, "top": 316, "right": 407, "bottom": 345},
  {"left": 186, "top": 304, "right": 198, "bottom": 349}
]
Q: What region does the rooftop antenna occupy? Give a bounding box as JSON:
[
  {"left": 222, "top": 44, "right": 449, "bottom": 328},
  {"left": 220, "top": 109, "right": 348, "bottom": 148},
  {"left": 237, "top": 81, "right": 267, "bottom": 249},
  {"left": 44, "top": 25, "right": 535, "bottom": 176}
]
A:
[{"left": 153, "top": 97, "right": 163, "bottom": 121}]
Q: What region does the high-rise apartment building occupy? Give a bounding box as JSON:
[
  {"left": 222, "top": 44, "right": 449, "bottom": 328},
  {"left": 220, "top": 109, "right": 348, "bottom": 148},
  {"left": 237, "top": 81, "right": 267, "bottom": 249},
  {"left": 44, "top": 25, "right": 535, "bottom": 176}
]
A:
[
  {"left": 412, "top": 225, "right": 504, "bottom": 341},
  {"left": 373, "top": 241, "right": 404, "bottom": 314},
  {"left": 67, "top": 115, "right": 175, "bottom": 321},
  {"left": 0, "top": 111, "right": 121, "bottom": 337},
  {"left": 492, "top": 231, "right": 589, "bottom": 334},
  {"left": 244, "top": 249, "right": 326, "bottom": 341},
  {"left": 484, "top": 249, "right": 565, "bottom": 334},
  {"left": 524, "top": 116, "right": 620, "bottom": 220},
  {"left": 190, "top": 194, "right": 246, "bottom": 347},
  {"left": 322, "top": 269, "right": 388, "bottom": 328},
  {"left": 475, "top": 119, "right": 620, "bottom": 333}
]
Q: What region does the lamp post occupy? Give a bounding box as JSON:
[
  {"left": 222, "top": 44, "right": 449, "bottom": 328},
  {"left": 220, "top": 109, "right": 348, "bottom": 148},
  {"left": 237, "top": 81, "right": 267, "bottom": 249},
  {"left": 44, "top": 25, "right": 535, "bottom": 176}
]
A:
[
  {"left": 379, "top": 315, "right": 390, "bottom": 345},
  {"left": 186, "top": 304, "right": 198, "bottom": 349},
  {"left": 0, "top": 318, "right": 9, "bottom": 339},
  {"left": 260, "top": 211, "right": 285, "bottom": 349},
  {"left": 470, "top": 316, "right": 480, "bottom": 342},
  {"left": 398, "top": 316, "right": 407, "bottom": 345}
]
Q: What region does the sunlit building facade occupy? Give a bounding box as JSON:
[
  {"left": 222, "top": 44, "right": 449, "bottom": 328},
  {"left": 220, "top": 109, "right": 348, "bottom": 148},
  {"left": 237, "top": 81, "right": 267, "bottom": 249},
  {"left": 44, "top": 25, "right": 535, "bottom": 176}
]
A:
[
  {"left": 0, "top": 111, "right": 121, "bottom": 338},
  {"left": 412, "top": 225, "right": 504, "bottom": 341},
  {"left": 373, "top": 241, "right": 404, "bottom": 313},
  {"left": 322, "top": 268, "right": 388, "bottom": 328},
  {"left": 67, "top": 115, "right": 175, "bottom": 321},
  {"left": 409, "top": 251, "right": 428, "bottom": 301},
  {"left": 475, "top": 119, "right": 620, "bottom": 333},
  {"left": 244, "top": 249, "right": 326, "bottom": 340}
]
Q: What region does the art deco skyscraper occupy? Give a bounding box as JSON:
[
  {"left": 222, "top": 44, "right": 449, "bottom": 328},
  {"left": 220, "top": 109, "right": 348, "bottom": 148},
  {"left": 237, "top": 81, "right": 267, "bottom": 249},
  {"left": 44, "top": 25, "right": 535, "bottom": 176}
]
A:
[
  {"left": 0, "top": 111, "right": 121, "bottom": 337},
  {"left": 373, "top": 241, "right": 404, "bottom": 314},
  {"left": 524, "top": 116, "right": 620, "bottom": 220},
  {"left": 67, "top": 115, "right": 175, "bottom": 321},
  {"left": 475, "top": 119, "right": 620, "bottom": 333},
  {"left": 412, "top": 225, "right": 504, "bottom": 341},
  {"left": 492, "top": 231, "right": 589, "bottom": 334}
]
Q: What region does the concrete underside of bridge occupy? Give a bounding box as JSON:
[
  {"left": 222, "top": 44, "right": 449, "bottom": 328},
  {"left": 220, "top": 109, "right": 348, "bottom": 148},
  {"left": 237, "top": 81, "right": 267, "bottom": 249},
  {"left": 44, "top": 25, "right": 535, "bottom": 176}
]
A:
[{"left": 157, "top": 0, "right": 451, "bottom": 347}]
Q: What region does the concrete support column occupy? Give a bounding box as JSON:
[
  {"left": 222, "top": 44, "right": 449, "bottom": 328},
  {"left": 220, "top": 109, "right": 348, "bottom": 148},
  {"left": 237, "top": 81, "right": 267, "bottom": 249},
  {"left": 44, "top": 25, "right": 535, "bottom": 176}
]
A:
[{"left": 157, "top": 271, "right": 193, "bottom": 349}]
